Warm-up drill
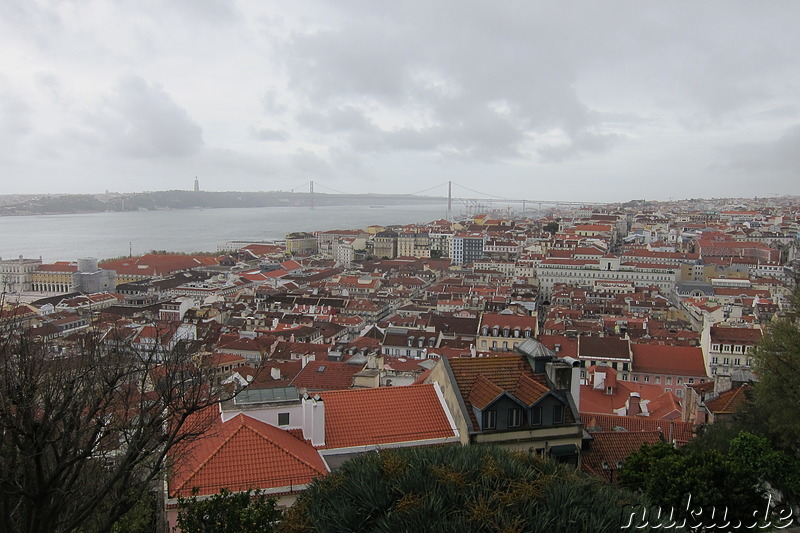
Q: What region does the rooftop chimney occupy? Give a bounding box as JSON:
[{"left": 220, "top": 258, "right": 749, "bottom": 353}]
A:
[
  {"left": 302, "top": 394, "right": 325, "bottom": 447},
  {"left": 628, "top": 392, "right": 641, "bottom": 417}
]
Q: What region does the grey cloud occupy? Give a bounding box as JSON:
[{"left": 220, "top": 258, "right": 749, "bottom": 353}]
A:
[
  {"left": 539, "top": 131, "right": 623, "bottom": 163},
  {"left": 250, "top": 126, "right": 286, "bottom": 142},
  {"left": 723, "top": 123, "right": 800, "bottom": 175},
  {"left": 291, "top": 149, "right": 333, "bottom": 177},
  {"left": 90, "top": 75, "right": 204, "bottom": 158},
  {"left": 0, "top": 86, "right": 32, "bottom": 139}
]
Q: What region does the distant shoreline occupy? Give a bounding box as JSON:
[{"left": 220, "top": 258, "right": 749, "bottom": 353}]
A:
[{"left": 0, "top": 190, "right": 447, "bottom": 217}]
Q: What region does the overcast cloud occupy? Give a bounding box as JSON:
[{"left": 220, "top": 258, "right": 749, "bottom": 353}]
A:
[{"left": 1, "top": 0, "right": 798, "bottom": 201}]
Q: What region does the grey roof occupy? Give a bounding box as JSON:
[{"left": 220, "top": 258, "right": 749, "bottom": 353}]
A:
[{"left": 516, "top": 338, "right": 556, "bottom": 358}]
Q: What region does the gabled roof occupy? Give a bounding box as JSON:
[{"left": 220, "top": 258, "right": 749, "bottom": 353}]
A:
[
  {"left": 445, "top": 354, "right": 551, "bottom": 431},
  {"left": 169, "top": 414, "right": 327, "bottom": 498},
  {"left": 513, "top": 374, "right": 550, "bottom": 406},
  {"left": 319, "top": 384, "right": 457, "bottom": 449},
  {"left": 705, "top": 384, "right": 751, "bottom": 414},
  {"left": 468, "top": 375, "right": 506, "bottom": 410}
]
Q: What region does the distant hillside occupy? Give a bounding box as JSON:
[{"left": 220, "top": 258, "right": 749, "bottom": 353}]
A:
[{"left": 0, "top": 190, "right": 444, "bottom": 216}]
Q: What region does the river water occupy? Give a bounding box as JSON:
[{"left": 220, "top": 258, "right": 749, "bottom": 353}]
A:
[{"left": 0, "top": 203, "right": 451, "bottom": 262}]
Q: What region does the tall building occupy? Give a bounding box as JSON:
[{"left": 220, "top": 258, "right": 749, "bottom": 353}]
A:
[{"left": 193, "top": 177, "right": 200, "bottom": 192}]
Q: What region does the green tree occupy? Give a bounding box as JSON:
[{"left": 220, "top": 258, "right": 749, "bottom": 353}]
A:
[
  {"left": 751, "top": 312, "right": 800, "bottom": 454},
  {"left": 620, "top": 441, "right": 771, "bottom": 531},
  {"left": 176, "top": 488, "right": 281, "bottom": 533},
  {"left": 279, "top": 445, "right": 649, "bottom": 533},
  {"left": 543, "top": 221, "right": 560, "bottom": 235}
]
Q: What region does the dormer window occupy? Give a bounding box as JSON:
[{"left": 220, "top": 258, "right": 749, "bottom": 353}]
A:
[
  {"left": 492, "top": 326, "right": 499, "bottom": 337},
  {"left": 418, "top": 337, "right": 424, "bottom": 348},
  {"left": 483, "top": 410, "right": 497, "bottom": 430},
  {"left": 503, "top": 327, "right": 510, "bottom": 338},
  {"left": 553, "top": 405, "right": 565, "bottom": 424},
  {"left": 407, "top": 337, "right": 414, "bottom": 347},
  {"left": 531, "top": 406, "right": 542, "bottom": 425},
  {"left": 481, "top": 326, "right": 489, "bottom": 336}
]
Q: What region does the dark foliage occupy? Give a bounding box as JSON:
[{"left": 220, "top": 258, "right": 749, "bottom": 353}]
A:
[{"left": 280, "top": 445, "right": 649, "bottom": 533}]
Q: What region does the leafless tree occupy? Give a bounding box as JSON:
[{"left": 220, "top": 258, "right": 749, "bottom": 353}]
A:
[{"left": 0, "top": 321, "right": 227, "bottom": 533}]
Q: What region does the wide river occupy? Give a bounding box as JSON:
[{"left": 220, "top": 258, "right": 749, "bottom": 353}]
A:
[{"left": 0, "top": 203, "right": 451, "bottom": 262}]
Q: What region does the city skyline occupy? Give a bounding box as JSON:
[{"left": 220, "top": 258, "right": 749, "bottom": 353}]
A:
[{"left": 2, "top": 1, "right": 800, "bottom": 201}]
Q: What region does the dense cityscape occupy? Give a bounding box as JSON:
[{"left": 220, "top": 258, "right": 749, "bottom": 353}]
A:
[{"left": 2, "top": 195, "right": 799, "bottom": 531}]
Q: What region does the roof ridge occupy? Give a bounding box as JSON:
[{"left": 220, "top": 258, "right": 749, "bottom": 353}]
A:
[
  {"left": 239, "top": 418, "right": 327, "bottom": 476},
  {"left": 174, "top": 416, "right": 244, "bottom": 494}
]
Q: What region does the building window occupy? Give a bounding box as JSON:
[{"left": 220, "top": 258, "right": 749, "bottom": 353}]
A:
[
  {"left": 723, "top": 358, "right": 729, "bottom": 365},
  {"left": 688, "top": 378, "right": 695, "bottom": 384},
  {"left": 711, "top": 357, "right": 718, "bottom": 364},
  {"left": 734, "top": 345, "right": 743, "bottom": 353},
  {"left": 676, "top": 389, "right": 683, "bottom": 397},
  {"left": 711, "top": 344, "right": 720, "bottom": 351},
  {"left": 632, "top": 376, "right": 639, "bottom": 382},
  {"left": 278, "top": 412, "right": 290, "bottom": 426},
  {"left": 655, "top": 376, "right": 661, "bottom": 384},
  {"left": 552, "top": 405, "right": 565, "bottom": 424},
  {"left": 531, "top": 406, "right": 542, "bottom": 425},
  {"left": 643, "top": 376, "right": 650, "bottom": 383},
  {"left": 481, "top": 340, "right": 487, "bottom": 348},
  {"left": 483, "top": 410, "right": 497, "bottom": 430},
  {"left": 502, "top": 341, "right": 508, "bottom": 350},
  {"left": 622, "top": 363, "right": 629, "bottom": 371},
  {"left": 677, "top": 378, "right": 683, "bottom": 385},
  {"left": 621, "top": 373, "right": 628, "bottom": 381},
  {"left": 666, "top": 376, "right": 672, "bottom": 384},
  {"left": 508, "top": 408, "right": 522, "bottom": 428},
  {"left": 723, "top": 345, "right": 731, "bottom": 353}
]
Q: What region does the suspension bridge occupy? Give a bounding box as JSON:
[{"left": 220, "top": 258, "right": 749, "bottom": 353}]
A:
[{"left": 287, "top": 180, "right": 607, "bottom": 217}]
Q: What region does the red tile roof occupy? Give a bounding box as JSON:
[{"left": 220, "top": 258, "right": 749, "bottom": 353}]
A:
[
  {"left": 579, "top": 381, "right": 675, "bottom": 418},
  {"left": 709, "top": 326, "right": 763, "bottom": 344},
  {"left": 631, "top": 344, "right": 707, "bottom": 377},
  {"left": 513, "top": 374, "right": 550, "bottom": 406},
  {"left": 580, "top": 413, "right": 694, "bottom": 445},
  {"left": 478, "top": 313, "right": 536, "bottom": 331},
  {"left": 319, "top": 384, "right": 457, "bottom": 449},
  {"left": 291, "top": 361, "right": 363, "bottom": 391},
  {"left": 468, "top": 375, "right": 505, "bottom": 410},
  {"left": 169, "top": 414, "right": 327, "bottom": 498},
  {"left": 705, "top": 384, "right": 751, "bottom": 414},
  {"left": 582, "top": 430, "right": 663, "bottom": 478},
  {"left": 446, "top": 354, "right": 549, "bottom": 431}
]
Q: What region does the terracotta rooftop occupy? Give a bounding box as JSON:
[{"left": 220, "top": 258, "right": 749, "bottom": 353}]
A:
[
  {"left": 578, "top": 336, "right": 631, "bottom": 360},
  {"left": 169, "top": 414, "right": 327, "bottom": 498},
  {"left": 705, "top": 384, "right": 751, "bottom": 414},
  {"left": 580, "top": 413, "right": 694, "bottom": 445},
  {"left": 319, "top": 384, "right": 457, "bottom": 449},
  {"left": 631, "top": 344, "right": 707, "bottom": 377},
  {"left": 582, "top": 430, "right": 663, "bottom": 478},
  {"left": 709, "top": 326, "right": 763, "bottom": 343},
  {"left": 446, "top": 354, "right": 550, "bottom": 431},
  {"left": 291, "top": 361, "right": 363, "bottom": 391}
]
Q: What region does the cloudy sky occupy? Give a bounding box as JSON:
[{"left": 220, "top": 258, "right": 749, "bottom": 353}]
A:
[{"left": 2, "top": 1, "right": 799, "bottom": 202}]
